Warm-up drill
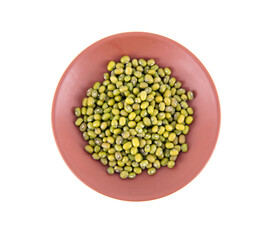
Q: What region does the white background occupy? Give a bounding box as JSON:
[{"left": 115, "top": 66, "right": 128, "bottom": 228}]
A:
[{"left": 1, "top": 0, "right": 271, "bottom": 239}]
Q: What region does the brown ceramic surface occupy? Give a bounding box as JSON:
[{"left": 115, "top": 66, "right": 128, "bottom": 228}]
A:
[{"left": 52, "top": 32, "right": 220, "bottom": 201}]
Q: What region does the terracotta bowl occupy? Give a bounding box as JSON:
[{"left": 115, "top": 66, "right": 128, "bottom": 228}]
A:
[{"left": 52, "top": 32, "right": 220, "bottom": 201}]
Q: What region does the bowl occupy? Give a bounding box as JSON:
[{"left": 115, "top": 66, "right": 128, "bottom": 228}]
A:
[{"left": 52, "top": 32, "right": 220, "bottom": 201}]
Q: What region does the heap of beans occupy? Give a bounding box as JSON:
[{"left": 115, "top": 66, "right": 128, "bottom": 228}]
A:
[{"left": 74, "top": 56, "right": 194, "bottom": 179}]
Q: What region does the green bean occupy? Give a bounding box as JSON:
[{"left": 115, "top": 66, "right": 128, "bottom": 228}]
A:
[
  {"left": 183, "top": 125, "right": 190, "bottom": 135},
  {"left": 92, "top": 153, "right": 100, "bottom": 160},
  {"left": 181, "top": 101, "right": 188, "bottom": 109},
  {"left": 107, "top": 61, "right": 116, "bottom": 71},
  {"left": 160, "top": 158, "right": 169, "bottom": 166},
  {"left": 147, "top": 59, "right": 155, "bottom": 66},
  {"left": 158, "top": 68, "right": 165, "bottom": 77},
  {"left": 170, "top": 149, "right": 179, "bottom": 156},
  {"left": 132, "top": 59, "right": 138, "bottom": 67},
  {"left": 132, "top": 137, "right": 140, "bottom": 147},
  {"left": 138, "top": 58, "right": 147, "bottom": 67},
  {"left": 85, "top": 145, "right": 94, "bottom": 153},
  {"left": 167, "top": 160, "right": 175, "bottom": 168},
  {"left": 81, "top": 107, "right": 87, "bottom": 115},
  {"left": 120, "top": 55, "right": 130, "bottom": 64},
  {"left": 124, "top": 166, "right": 133, "bottom": 172},
  {"left": 140, "top": 160, "right": 149, "bottom": 169},
  {"left": 153, "top": 160, "right": 161, "bottom": 169},
  {"left": 147, "top": 167, "right": 156, "bottom": 175},
  {"left": 83, "top": 132, "right": 90, "bottom": 141},
  {"left": 128, "top": 172, "right": 136, "bottom": 178},
  {"left": 119, "top": 170, "right": 129, "bottom": 179},
  {"left": 79, "top": 123, "right": 87, "bottom": 132},
  {"left": 187, "top": 107, "right": 193, "bottom": 115},
  {"left": 135, "top": 153, "right": 143, "bottom": 162},
  {"left": 123, "top": 141, "right": 132, "bottom": 150},
  {"left": 114, "top": 166, "right": 123, "bottom": 173},
  {"left": 181, "top": 109, "right": 188, "bottom": 117},
  {"left": 187, "top": 91, "right": 194, "bottom": 100},
  {"left": 185, "top": 116, "right": 194, "bottom": 125},
  {"left": 181, "top": 143, "right": 188, "bottom": 152},
  {"left": 100, "top": 158, "right": 108, "bottom": 165},
  {"left": 74, "top": 107, "right": 81, "bottom": 117},
  {"left": 165, "top": 142, "right": 174, "bottom": 149},
  {"left": 170, "top": 155, "right": 178, "bottom": 162},
  {"left": 108, "top": 160, "right": 116, "bottom": 167},
  {"left": 168, "top": 133, "right": 176, "bottom": 142},
  {"left": 75, "top": 118, "right": 83, "bottom": 126},
  {"left": 134, "top": 167, "right": 142, "bottom": 174},
  {"left": 107, "top": 167, "right": 114, "bottom": 174}
]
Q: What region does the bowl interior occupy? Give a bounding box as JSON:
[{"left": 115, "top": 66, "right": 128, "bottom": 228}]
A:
[{"left": 52, "top": 32, "right": 220, "bottom": 201}]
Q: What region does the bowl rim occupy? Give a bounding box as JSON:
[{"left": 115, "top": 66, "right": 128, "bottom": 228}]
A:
[{"left": 51, "top": 31, "right": 221, "bottom": 201}]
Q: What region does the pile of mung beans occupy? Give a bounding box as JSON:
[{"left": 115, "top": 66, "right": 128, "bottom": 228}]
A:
[{"left": 74, "top": 56, "right": 194, "bottom": 179}]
